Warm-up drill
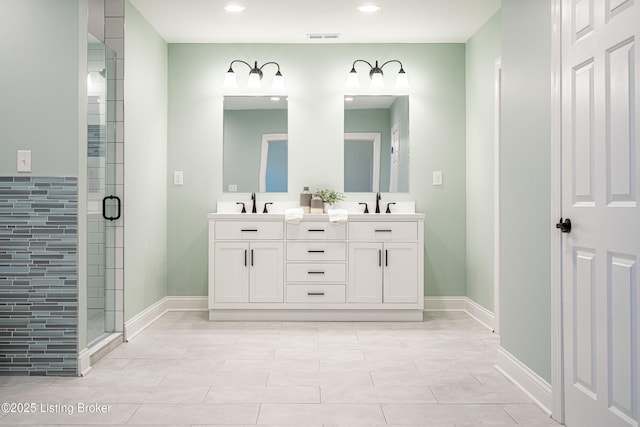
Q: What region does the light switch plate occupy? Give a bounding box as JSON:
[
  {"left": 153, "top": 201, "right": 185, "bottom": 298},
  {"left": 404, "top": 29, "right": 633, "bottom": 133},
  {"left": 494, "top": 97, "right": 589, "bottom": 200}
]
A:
[
  {"left": 228, "top": 184, "right": 237, "bottom": 192},
  {"left": 17, "top": 150, "right": 31, "bottom": 173},
  {"left": 433, "top": 171, "right": 443, "bottom": 186},
  {"left": 173, "top": 171, "right": 184, "bottom": 185}
]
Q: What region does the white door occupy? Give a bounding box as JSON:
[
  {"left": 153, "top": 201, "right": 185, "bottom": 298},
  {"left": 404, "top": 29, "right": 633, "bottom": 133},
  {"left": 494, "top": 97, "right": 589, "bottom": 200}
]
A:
[
  {"left": 561, "top": 1, "right": 639, "bottom": 426},
  {"left": 214, "top": 242, "right": 249, "bottom": 303},
  {"left": 348, "top": 243, "right": 383, "bottom": 303},
  {"left": 249, "top": 242, "right": 284, "bottom": 303},
  {"left": 383, "top": 243, "right": 418, "bottom": 303}
]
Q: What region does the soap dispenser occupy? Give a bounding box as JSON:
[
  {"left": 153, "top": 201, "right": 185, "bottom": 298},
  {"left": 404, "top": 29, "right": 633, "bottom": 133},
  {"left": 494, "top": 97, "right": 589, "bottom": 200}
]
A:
[
  {"left": 310, "top": 194, "right": 323, "bottom": 214},
  {"left": 299, "top": 186, "right": 311, "bottom": 213}
]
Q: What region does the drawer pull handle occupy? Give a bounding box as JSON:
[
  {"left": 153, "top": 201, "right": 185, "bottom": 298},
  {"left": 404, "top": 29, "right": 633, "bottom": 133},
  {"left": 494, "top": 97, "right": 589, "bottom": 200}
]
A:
[
  {"left": 308, "top": 271, "right": 325, "bottom": 274},
  {"left": 241, "top": 229, "right": 258, "bottom": 232},
  {"left": 385, "top": 249, "right": 388, "bottom": 267},
  {"left": 375, "top": 229, "right": 392, "bottom": 232},
  {"left": 308, "top": 229, "right": 325, "bottom": 232},
  {"left": 244, "top": 249, "right": 247, "bottom": 266},
  {"left": 378, "top": 249, "right": 382, "bottom": 267},
  {"left": 308, "top": 250, "right": 325, "bottom": 253},
  {"left": 251, "top": 249, "right": 254, "bottom": 266},
  {"left": 308, "top": 292, "right": 325, "bottom": 296}
]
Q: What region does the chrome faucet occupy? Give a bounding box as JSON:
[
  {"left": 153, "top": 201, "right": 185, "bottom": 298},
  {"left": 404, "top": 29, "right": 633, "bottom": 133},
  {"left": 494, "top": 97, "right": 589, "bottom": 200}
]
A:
[
  {"left": 251, "top": 192, "right": 257, "bottom": 213},
  {"left": 375, "top": 192, "right": 381, "bottom": 213}
]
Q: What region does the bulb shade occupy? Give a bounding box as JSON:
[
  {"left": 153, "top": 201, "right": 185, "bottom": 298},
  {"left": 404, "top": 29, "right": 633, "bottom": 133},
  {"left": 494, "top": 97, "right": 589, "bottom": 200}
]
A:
[
  {"left": 345, "top": 71, "right": 360, "bottom": 89},
  {"left": 370, "top": 71, "right": 384, "bottom": 88},
  {"left": 271, "top": 73, "right": 285, "bottom": 91},
  {"left": 395, "top": 71, "right": 409, "bottom": 89},
  {"left": 247, "top": 71, "right": 261, "bottom": 89},
  {"left": 223, "top": 70, "right": 237, "bottom": 88}
]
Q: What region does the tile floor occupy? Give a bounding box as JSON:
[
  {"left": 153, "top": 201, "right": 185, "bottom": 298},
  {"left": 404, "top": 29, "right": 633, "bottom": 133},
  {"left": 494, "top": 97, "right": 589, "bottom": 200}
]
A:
[{"left": 0, "top": 311, "right": 563, "bottom": 426}]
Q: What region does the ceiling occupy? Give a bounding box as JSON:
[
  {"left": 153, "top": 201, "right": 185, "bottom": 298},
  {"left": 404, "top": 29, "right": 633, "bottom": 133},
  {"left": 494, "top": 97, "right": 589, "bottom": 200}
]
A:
[{"left": 129, "top": 0, "right": 501, "bottom": 44}]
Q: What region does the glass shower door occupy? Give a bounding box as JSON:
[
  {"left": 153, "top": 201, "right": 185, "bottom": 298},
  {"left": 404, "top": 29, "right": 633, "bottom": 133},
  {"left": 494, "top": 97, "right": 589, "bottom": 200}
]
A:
[{"left": 87, "top": 35, "right": 117, "bottom": 345}]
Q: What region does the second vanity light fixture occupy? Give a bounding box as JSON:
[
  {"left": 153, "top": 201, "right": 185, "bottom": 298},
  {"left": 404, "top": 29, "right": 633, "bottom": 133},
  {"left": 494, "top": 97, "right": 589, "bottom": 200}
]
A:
[
  {"left": 345, "top": 59, "right": 409, "bottom": 89},
  {"left": 223, "top": 60, "right": 285, "bottom": 90}
]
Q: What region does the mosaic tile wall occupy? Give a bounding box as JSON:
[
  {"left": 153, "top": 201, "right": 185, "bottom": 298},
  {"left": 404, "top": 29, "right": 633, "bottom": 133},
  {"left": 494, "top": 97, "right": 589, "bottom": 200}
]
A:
[{"left": 0, "top": 177, "right": 78, "bottom": 376}]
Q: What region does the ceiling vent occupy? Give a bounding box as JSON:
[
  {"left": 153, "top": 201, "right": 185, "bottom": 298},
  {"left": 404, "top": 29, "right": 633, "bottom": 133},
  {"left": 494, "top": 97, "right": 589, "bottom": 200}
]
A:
[{"left": 307, "top": 33, "right": 341, "bottom": 40}]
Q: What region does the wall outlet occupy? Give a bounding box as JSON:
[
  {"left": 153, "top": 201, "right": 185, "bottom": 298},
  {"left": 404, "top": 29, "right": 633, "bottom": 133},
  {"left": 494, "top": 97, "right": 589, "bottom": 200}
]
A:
[
  {"left": 433, "top": 171, "right": 443, "bottom": 186},
  {"left": 173, "top": 171, "right": 184, "bottom": 185},
  {"left": 17, "top": 150, "right": 31, "bottom": 173},
  {"left": 228, "top": 184, "right": 237, "bottom": 192}
]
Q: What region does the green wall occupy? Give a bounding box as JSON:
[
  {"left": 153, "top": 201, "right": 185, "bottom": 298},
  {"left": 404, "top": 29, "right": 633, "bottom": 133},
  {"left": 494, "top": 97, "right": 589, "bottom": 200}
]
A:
[
  {"left": 167, "top": 43, "right": 467, "bottom": 298},
  {"left": 500, "top": 0, "right": 552, "bottom": 382},
  {"left": 0, "top": 0, "right": 85, "bottom": 177},
  {"left": 465, "top": 11, "right": 502, "bottom": 311},
  {"left": 223, "top": 109, "right": 287, "bottom": 193},
  {"left": 123, "top": 1, "right": 168, "bottom": 321}
]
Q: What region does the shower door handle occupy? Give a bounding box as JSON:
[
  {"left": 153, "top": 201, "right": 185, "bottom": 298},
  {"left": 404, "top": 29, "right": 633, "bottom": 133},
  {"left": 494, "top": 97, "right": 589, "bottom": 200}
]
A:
[{"left": 102, "top": 195, "right": 121, "bottom": 221}]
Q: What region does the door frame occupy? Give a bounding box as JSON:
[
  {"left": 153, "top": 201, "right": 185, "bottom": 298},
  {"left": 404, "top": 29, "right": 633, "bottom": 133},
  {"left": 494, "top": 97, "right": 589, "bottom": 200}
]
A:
[
  {"left": 494, "top": 56, "right": 501, "bottom": 334},
  {"left": 344, "top": 132, "right": 381, "bottom": 192},
  {"left": 550, "top": 0, "right": 564, "bottom": 423}
]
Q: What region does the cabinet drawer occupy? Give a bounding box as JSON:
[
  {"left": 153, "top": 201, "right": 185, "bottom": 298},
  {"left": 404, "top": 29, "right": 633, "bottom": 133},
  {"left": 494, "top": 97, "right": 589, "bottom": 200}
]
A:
[
  {"left": 348, "top": 222, "right": 417, "bottom": 241},
  {"left": 287, "top": 242, "right": 346, "bottom": 261},
  {"left": 215, "top": 221, "right": 283, "bottom": 240},
  {"left": 286, "top": 222, "right": 346, "bottom": 240},
  {"left": 287, "top": 263, "right": 346, "bottom": 282},
  {"left": 286, "top": 284, "right": 346, "bottom": 303}
]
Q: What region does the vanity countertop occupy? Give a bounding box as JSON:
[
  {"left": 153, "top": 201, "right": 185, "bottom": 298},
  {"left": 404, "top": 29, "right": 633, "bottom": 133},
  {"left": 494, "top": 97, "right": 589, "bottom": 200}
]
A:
[{"left": 207, "top": 212, "right": 425, "bottom": 221}]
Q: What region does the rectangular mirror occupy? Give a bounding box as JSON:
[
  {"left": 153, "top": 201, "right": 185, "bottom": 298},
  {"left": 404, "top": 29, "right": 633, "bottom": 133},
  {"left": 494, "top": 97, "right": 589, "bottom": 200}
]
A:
[
  {"left": 344, "top": 95, "right": 409, "bottom": 192},
  {"left": 223, "top": 96, "right": 288, "bottom": 192}
]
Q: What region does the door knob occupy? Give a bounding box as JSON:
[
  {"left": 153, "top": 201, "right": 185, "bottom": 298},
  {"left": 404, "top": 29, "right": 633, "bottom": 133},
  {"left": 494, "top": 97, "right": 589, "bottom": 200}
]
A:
[{"left": 555, "top": 218, "right": 571, "bottom": 233}]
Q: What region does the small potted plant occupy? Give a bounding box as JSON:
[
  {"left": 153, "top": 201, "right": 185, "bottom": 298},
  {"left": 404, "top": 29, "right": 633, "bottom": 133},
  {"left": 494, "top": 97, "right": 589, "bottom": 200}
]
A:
[{"left": 314, "top": 188, "right": 345, "bottom": 212}]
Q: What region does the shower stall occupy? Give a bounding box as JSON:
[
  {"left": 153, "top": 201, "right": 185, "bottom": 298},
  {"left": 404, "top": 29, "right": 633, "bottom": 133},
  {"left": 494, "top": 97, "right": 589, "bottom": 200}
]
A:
[{"left": 86, "top": 34, "right": 119, "bottom": 346}]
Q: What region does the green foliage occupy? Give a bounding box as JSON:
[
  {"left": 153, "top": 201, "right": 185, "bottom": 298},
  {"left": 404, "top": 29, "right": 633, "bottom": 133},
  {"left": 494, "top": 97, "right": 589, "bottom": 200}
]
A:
[{"left": 313, "top": 188, "right": 345, "bottom": 205}]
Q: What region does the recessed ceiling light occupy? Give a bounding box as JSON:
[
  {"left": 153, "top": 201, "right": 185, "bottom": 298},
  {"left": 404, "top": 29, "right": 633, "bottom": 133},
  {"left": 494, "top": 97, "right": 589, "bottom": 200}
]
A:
[
  {"left": 345, "top": 97, "right": 354, "bottom": 102},
  {"left": 224, "top": 4, "right": 246, "bottom": 12},
  {"left": 270, "top": 97, "right": 281, "bottom": 101},
  {"left": 357, "top": 4, "right": 381, "bottom": 13}
]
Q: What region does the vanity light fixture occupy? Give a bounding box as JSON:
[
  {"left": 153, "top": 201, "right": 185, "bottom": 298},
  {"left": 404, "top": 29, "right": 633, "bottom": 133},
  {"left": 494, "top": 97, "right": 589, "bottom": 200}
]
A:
[
  {"left": 345, "top": 59, "right": 409, "bottom": 89},
  {"left": 223, "top": 60, "right": 285, "bottom": 90}
]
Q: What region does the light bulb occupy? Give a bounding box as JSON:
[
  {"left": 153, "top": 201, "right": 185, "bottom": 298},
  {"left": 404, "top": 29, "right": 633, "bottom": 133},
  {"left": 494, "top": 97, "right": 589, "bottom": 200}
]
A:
[
  {"left": 395, "top": 70, "right": 409, "bottom": 89},
  {"left": 247, "top": 71, "right": 261, "bottom": 89},
  {"left": 223, "top": 70, "right": 237, "bottom": 88},
  {"left": 370, "top": 71, "right": 384, "bottom": 88},
  {"left": 271, "top": 72, "right": 285, "bottom": 91},
  {"left": 345, "top": 70, "right": 360, "bottom": 89}
]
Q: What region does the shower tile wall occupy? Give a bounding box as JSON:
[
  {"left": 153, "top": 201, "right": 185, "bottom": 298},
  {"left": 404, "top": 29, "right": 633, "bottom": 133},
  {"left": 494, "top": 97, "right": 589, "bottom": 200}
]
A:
[
  {"left": 0, "top": 177, "right": 78, "bottom": 376},
  {"left": 104, "top": 0, "right": 124, "bottom": 332}
]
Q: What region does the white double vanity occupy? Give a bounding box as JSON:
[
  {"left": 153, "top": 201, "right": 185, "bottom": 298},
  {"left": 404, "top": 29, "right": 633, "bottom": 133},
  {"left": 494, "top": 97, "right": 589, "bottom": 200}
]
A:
[{"left": 208, "top": 209, "right": 424, "bottom": 321}]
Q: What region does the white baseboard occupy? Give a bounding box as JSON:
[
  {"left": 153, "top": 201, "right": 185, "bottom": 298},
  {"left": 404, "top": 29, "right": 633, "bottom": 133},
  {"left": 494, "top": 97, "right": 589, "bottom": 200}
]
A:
[
  {"left": 166, "top": 296, "right": 208, "bottom": 311},
  {"left": 495, "top": 346, "right": 552, "bottom": 416},
  {"left": 424, "top": 296, "right": 495, "bottom": 331},
  {"left": 124, "top": 296, "right": 207, "bottom": 341}
]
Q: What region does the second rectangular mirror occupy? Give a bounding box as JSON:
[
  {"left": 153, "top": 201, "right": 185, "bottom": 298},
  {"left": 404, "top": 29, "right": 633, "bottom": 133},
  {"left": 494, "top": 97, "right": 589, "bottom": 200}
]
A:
[
  {"left": 344, "top": 95, "right": 409, "bottom": 193},
  {"left": 223, "top": 96, "right": 288, "bottom": 193}
]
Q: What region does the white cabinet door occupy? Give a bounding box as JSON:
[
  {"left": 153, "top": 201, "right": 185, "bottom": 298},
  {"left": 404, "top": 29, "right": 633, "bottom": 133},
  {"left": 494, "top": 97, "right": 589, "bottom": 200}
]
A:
[
  {"left": 383, "top": 243, "right": 418, "bottom": 303},
  {"left": 249, "top": 242, "right": 284, "bottom": 303},
  {"left": 348, "top": 243, "right": 382, "bottom": 303},
  {"left": 214, "top": 242, "right": 249, "bottom": 303}
]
